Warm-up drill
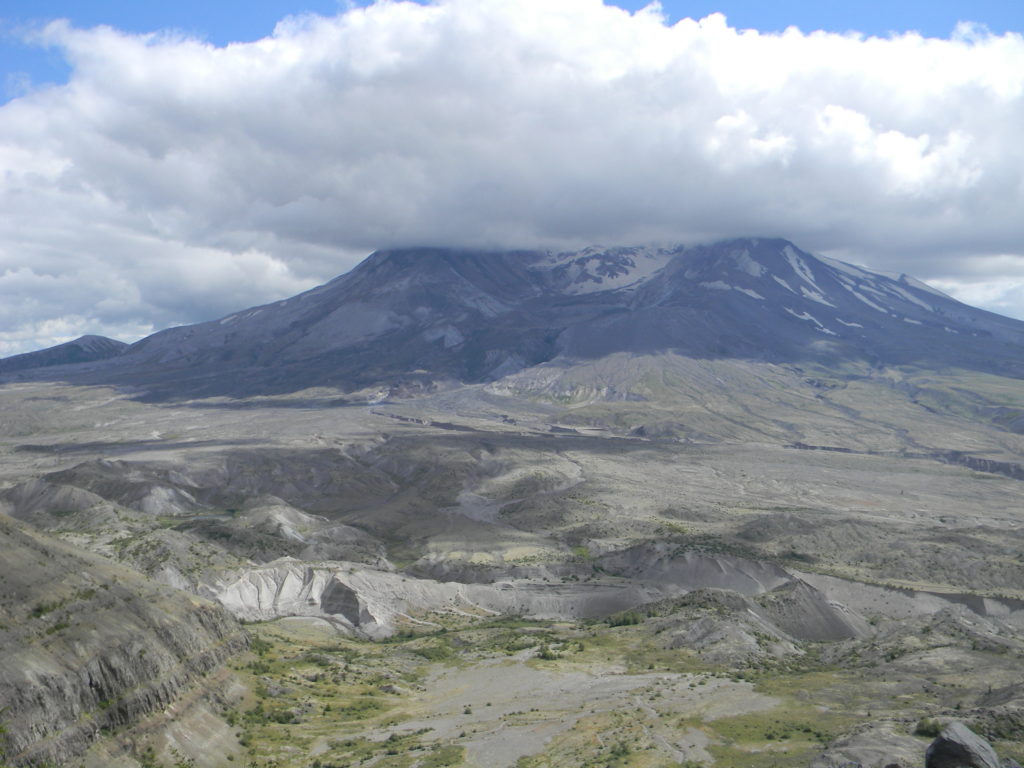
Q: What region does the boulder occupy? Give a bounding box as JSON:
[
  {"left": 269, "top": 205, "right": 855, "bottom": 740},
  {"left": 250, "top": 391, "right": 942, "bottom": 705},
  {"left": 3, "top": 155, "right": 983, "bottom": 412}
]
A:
[
  {"left": 925, "top": 722, "right": 1000, "bottom": 768},
  {"left": 808, "top": 723, "right": 923, "bottom": 768}
]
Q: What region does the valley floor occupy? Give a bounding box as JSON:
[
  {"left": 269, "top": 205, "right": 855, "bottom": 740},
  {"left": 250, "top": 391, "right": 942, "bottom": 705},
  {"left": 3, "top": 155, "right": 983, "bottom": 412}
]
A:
[{"left": 216, "top": 612, "right": 1024, "bottom": 768}]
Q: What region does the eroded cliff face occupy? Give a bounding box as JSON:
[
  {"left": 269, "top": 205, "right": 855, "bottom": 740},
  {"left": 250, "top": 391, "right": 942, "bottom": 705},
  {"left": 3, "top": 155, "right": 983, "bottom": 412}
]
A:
[
  {"left": 202, "top": 548, "right": 871, "bottom": 643},
  {"left": 0, "top": 516, "right": 247, "bottom": 767},
  {"left": 206, "top": 558, "right": 659, "bottom": 638}
]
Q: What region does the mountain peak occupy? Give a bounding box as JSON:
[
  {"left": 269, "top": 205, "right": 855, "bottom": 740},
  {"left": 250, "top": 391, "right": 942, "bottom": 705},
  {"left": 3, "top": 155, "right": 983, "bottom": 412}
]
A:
[{"left": 0, "top": 334, "right": 127, "bottom": 375}]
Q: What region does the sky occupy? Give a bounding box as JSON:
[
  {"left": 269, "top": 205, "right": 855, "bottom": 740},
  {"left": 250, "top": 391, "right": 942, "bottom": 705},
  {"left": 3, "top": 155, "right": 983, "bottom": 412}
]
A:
[{"left": 1, "top": 0, "right": 1024, "bottom": 354}]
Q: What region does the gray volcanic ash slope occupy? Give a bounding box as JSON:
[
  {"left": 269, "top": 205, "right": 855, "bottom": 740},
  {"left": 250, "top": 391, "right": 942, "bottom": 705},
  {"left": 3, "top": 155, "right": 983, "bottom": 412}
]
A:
[
  {"left": 0, "top": 335, "right": 126, "bottom": 375},
  {"left": 5, "top": 238, "right": 1024, "bottom": 399}
]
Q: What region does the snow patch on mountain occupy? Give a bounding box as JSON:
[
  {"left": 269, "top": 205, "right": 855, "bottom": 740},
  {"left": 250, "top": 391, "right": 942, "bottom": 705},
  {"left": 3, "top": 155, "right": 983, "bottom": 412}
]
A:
[
  {"left": 783, "top": 245, "right": 822, "bottom": 292},
  {"left": 542, "top": 246, "right": 674, "bottom": 295},
  {"left": 220, "top": 309, "right": 264, "bottom": 325},
  {"left": 886, "top": 284, "right": 934, "bottom": 312},
  {"left": 699, "top": 282, "right": 765, "bottom": 300},
  {"left": 734, "top": 250, "right": 766, "bottom": 277},
  {"left": 773, "top": 276, "right": 796, "bottom": 293},
  {"left": 800, "top": 286, "right": 836, "bottom": 307},
  {"left": 851, "top": 291, "right": 887, "bottom": 313},
  {"left": 818, "top": 255, "right": 873, "bottom": 279},
  {"left": 820, "top": 255, "right": 946, "bottom": 307},
  {"left": 784, "top": 307, "right": 837, "bottom": 335},
  {"left": 735, "top": 287, "right": 764, "bottom": 300}
]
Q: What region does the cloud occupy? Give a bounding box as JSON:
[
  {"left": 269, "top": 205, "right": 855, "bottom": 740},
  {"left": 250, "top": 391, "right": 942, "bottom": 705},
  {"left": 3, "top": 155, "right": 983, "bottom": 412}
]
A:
[{"left": 2, "top": 0, "right": 1024, "bottom": 353}]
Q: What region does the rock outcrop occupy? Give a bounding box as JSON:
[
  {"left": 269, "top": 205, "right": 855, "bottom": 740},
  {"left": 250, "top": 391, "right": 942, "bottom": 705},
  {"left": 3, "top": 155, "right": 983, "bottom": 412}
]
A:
[
  {"left": 0, "top": 516, "right": 247, "bottom": 767},
  {"left": 206, "top": 558, "right": 658, "bottom": 638},
  {"left": 808, "top": 722, "right": 926, "bottom": 768},
  {"left": 925, "top": 722, "right": 1001, "bottom": 768},
  {"left": 652, "top": 580, "right": 869, "bottom": 664}
]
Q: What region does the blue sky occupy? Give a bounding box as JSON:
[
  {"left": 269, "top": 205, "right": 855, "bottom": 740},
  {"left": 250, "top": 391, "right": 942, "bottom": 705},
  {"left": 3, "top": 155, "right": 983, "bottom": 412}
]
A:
[{"left": 3, "top": 1, "right": 1023, "bottom": 100}]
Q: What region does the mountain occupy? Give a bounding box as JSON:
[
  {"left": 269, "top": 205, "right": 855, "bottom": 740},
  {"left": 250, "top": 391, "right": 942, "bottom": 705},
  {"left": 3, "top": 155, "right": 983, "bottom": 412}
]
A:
[
  {"left": 0, "top": 334, "right": 126, "bottom": 375},
  {"left": 4, "top": 238, "right": 1024, "bottom": 400}
]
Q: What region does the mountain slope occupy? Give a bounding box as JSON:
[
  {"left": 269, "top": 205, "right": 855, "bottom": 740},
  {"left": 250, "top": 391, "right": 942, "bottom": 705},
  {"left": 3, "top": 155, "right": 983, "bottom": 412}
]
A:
[
  {"left": 0, "top": 335, "right": 126, "bottom": 375},
  {"left": 4, "top": 238, "right": 1024, "bottom": 399},
  {"left": 559, "top": 239, "right": 1024, "bottom": 369},
  {"left": 0, "top": 515, "right": 247, "bottom": 767}
]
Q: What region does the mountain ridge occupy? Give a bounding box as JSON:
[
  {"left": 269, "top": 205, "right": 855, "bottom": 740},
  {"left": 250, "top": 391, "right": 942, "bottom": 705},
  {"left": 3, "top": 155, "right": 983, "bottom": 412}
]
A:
[
  {"left": 0, "top": 334, "right": 127, "bottom": 375},
  {"left": 4, "top": 238, "right": 1024, "bottom": 399}
]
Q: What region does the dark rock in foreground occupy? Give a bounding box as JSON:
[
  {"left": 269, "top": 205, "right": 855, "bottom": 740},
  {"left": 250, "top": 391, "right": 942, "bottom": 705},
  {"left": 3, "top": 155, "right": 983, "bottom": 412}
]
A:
[{"left": 926, "top": 721, "right": 1001, "bottom": 768}]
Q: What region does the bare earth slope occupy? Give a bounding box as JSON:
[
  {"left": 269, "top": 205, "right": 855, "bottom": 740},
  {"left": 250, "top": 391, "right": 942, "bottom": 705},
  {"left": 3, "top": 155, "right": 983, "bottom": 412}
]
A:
[
  {"left": 0, "top": 515, "right": 247, "bottom": 767},
  {"left": 0, "top": 335, "right": 126, "bottom": 375}
]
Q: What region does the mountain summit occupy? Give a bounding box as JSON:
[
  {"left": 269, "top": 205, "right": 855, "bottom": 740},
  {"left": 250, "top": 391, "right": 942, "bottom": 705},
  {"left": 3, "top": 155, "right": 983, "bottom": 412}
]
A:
[
  {"left": 5, "top": 238, "right": 1024, "bottom": 399},
  {"left": 0, "top": 334, "right": 127, "bottom": 375}
]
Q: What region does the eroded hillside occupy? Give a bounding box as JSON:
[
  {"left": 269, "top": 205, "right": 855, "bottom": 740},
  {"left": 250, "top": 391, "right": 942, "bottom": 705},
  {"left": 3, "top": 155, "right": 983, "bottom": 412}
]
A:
[{"left": 0, "top": 517, "right": 247, "bottom": 767}]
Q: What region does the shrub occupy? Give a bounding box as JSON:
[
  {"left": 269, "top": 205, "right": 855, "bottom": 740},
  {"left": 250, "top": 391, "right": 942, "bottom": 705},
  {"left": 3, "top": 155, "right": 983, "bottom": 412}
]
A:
[
  {"left": 915, "top": 717, "right": 942, "bottom": 738},
  {"left": 608, "top": 611, "right": 642, "bottom": 627}
]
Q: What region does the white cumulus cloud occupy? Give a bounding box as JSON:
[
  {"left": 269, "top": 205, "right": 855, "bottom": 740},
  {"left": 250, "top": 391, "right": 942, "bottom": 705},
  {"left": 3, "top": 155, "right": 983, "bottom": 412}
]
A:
[{"left": 2, "top": 0, "right": 1024, "bottom": 353}]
